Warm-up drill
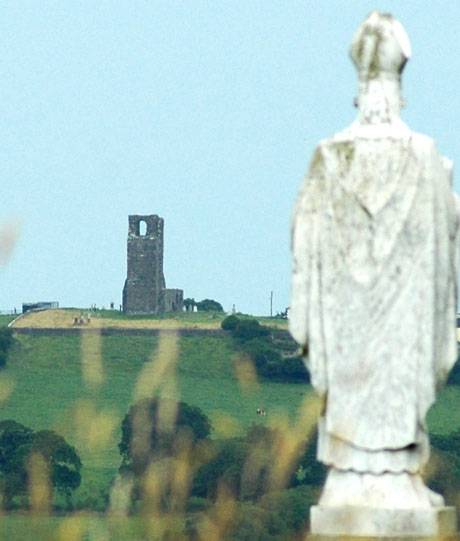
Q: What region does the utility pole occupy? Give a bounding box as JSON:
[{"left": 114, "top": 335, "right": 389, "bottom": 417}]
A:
[{"left": 270, "top": 291, "right": 273, "bottom": 318}]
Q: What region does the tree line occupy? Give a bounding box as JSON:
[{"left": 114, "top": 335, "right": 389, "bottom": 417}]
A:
[{"left": 221, "top": 315, "right": 309, "bottom": 384}]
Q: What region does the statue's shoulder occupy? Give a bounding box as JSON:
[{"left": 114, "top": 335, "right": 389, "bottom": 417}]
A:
[
  {"left": 325, "top": 125, "right": 440, "bottom": 159},
  {"left": 407, "top": 132, "right": 452, "bottom": 172},
  {"left": 330, "top": 122, "right": 433, "bottom": 144},
  {"left": 409, "top": 131, "right": 436, "bottom": 152}
]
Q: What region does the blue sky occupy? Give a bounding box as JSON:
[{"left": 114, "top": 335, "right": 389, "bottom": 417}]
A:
[{"left": 1, "top": 1, "right": 459, "bottom": 315}]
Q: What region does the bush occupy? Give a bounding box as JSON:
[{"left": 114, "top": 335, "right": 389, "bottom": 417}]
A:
[
  {"left": 232, "top": 319, "right": 270, "bottom": 342},
  {"left": 281, "top": 356, "right": 309, "bottom": 383},
  {"left": 221, "top": 315, "right": 240, "bottom": 331},
  {"left": 243, "top": 339, "right": 282, "bottom": 379}
]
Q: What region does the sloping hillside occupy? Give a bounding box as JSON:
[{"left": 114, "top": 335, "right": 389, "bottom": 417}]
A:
[
  {"left": 2, "top": 313, "right": 459, "bottom": 513},
  {"left": 2, "top": 328, "right": 304, "bottom": 504}
]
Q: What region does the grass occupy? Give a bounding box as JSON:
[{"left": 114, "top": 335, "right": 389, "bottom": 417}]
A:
[
  {"left": 427, "top": 384, "right": 460, "bottom": 435},
  {"left": 0, "top": 314, "right": 15, "bottom": 327},
  {"left": 0, "top": 514, "right": 155, "bottom": 541},
  {"left": 0, "top": 512, "right": 303, "bottom": 540}
]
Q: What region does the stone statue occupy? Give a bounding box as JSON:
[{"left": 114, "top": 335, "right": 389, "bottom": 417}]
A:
[{"left": 289, "top": 12, "right": 459, "bottom": 537}]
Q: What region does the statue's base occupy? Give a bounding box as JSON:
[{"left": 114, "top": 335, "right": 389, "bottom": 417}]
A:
[{"left": 310, "top": 505, "right": 457, "bottom": 537}]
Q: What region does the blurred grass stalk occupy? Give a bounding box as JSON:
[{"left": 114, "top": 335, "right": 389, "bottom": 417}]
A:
[{"left": 0, "top": 219, "right": 21, "bottom": 267}]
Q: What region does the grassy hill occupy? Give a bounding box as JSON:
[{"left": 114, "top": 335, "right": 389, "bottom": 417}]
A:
[
  {"left": 2, "top": 315, "right": 300, "bottom": 507},
  {"left": 1, "top": 309, "right": 459, "bottom": 538},
  {"left": 11, "top": 307, "right": 288, "bottom": 330}
]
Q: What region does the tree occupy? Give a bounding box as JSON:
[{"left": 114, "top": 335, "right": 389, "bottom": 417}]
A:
[
  {"left": 183, "top": 298, "right": 196, "bottom": 311},
  {"left": 281, "top": 356, "right": 309, "bottom": 383},
  {"left": 244, "top": 339, "right": 282, "bottom": 379},
  {"left": 0, "top": 328, "right": 14, "bottom": 368},
  {"left": 221, "top": 315, "right": 240, "bottom": 331},
  {"left": 0, "top": 421, "right": 81, "bottom": 507},
  {"left": 31, "top": 430, "right": 82, "bottom": 500},
  {"left": 119, "top": 397, "right": 212, "bottom": 475},
  {"left": 195, "top": 299, "right": 224, "bottom": 312}
]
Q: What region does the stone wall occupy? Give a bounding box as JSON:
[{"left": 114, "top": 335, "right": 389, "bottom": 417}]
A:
[{"left": 161, "top": 288, "right": 184, "bottom": 312}]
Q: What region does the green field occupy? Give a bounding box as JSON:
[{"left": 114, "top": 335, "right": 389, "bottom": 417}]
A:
[
  {"left": 2, "top": 331, "right": 460, "bottom": 490},
  {"left": 0, "top": 314, "right": 15, "bottom": 327},
  {"left": 1, "top": 331, "right": 307, "bottom": 506},
  {"left": 0, "top": 515, "right": 150, "bottom": 541}
]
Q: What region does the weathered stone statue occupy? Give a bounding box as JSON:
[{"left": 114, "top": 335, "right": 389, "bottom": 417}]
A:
[{"left": 290, "top": 12, "right": 459, "bottom": 537}]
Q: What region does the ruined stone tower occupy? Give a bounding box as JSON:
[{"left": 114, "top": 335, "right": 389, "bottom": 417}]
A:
[{"left": 122, "top": 215, "right": 183, "bottom": 314}]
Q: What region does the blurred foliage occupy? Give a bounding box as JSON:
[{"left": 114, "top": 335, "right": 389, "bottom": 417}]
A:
[{"left": 114, "top": 395, "right": 322, "bottom": 538}]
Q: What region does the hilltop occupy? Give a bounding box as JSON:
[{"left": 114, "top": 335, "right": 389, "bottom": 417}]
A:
[{"left": 10, "top": 308, "right": 289, "bottom": 331}]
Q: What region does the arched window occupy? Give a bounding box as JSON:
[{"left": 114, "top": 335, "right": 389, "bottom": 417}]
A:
[{"left": 139, "top": 220, "right": 147, "bottom": 236}]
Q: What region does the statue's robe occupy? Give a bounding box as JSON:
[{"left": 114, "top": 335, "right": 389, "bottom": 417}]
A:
[{"left": 290, "top": 129, "right": 459, "bottom": 472}]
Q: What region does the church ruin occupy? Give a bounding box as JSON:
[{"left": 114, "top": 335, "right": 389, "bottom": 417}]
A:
[{"left": 122, "top": 215, "right": 183, "bottom": 314}]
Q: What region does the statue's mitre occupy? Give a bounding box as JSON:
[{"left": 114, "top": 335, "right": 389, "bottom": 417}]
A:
[{"left": 350, "top": 11, "right": 412, "bottom": 81}]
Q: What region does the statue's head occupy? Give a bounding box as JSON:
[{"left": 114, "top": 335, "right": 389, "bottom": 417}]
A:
[
  {"left": 350, "top": 12, "right": 411, "bottom": 125},
  {"left": 350, "top": 11, "right": 411, "bottom": 83}
]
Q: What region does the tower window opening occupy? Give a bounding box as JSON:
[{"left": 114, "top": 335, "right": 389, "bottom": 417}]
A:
[{"left": 139, "top": 220, "right": 147, "bottom": 236}]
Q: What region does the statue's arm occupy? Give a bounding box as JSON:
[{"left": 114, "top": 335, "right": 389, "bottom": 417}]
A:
[
  {"left": 434, "top": 154, "right": 460, "bottom": 386},
  {"left": 289, "top": 146, "right": 324, "bottom": 352},
  {"left": 289, "top": 207, "right": 311, "bottom": 350}
]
